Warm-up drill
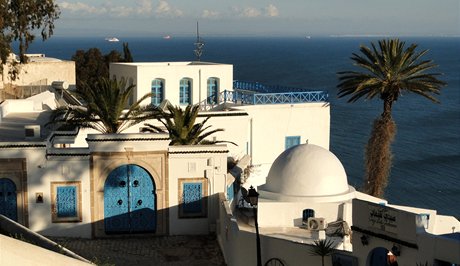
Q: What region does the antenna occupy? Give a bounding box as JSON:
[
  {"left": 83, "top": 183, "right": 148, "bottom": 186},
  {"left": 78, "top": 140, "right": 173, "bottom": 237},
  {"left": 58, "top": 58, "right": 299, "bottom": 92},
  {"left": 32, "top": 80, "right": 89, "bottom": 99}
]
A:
[{"left": 194, "top": 21, "right": 205, "bottom": 61}]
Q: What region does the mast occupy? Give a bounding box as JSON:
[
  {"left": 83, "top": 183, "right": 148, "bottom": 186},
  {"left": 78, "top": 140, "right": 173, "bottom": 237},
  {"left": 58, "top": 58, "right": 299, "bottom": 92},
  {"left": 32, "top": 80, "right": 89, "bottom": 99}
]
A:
[{"left": 194, "top": 21, "right": 205, "bottom": 61}]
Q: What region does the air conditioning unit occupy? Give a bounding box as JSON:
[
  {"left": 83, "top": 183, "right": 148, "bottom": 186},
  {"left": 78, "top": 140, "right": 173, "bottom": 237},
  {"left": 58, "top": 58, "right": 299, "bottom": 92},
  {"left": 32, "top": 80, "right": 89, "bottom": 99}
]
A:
[
  {"left": 307, "top": 217, "right": 327, "bottom": 230},
  {"left": 24, "top": 125, "right": 41, "bottom": 140}
]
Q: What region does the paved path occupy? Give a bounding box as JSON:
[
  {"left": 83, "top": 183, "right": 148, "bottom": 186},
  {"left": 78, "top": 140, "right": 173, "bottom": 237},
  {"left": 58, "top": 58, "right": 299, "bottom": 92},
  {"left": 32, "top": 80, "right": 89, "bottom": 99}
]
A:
[{"left": 50, "top": 235, "right": 226, "bottom": 266}]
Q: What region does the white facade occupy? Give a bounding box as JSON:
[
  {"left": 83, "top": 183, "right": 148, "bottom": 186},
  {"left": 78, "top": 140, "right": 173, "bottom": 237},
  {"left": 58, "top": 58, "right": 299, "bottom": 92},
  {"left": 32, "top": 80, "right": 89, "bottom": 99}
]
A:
[
  {"left": 109, "top": 61, "right": 330, "bottom": 177},
  {"left": 110, "top": 62, "right": 233, "bottom": 106}
]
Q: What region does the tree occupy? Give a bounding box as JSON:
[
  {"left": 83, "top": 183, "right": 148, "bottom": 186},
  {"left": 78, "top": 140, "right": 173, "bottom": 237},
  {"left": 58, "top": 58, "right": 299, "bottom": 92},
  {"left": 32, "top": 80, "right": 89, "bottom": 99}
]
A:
[
  {"left": 142, "top": 104, "right": 236, "bottom": 146},
  {"left": 3, "top": 0, "right": 60, "bottom": 63},
  {"left": 123, "top": 42, "right": 133, "bottom": 62},
  {"left": 72, "top": 44, "right": 133, "bottom": 90},
  {"left": 0, "top": 0, "right": 11, "bottom": 65},
  {"left": 72, "top": 48, "right": 108, "bottom": 90},
  {"left": 337, "top": 39, "right": 446, "bottom": 197},
  {"left": 48, "top": 77, "right": 159, "bottom": 134},
  {"left": 308, "top": 239, "right": 336, "bottom": 266}
]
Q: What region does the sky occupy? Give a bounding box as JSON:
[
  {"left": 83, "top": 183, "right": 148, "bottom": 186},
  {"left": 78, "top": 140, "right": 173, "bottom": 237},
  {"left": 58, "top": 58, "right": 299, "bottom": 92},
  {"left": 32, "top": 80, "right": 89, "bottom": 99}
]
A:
[{"left": 54, "top": 0, "right": 460, "bottom": 37}]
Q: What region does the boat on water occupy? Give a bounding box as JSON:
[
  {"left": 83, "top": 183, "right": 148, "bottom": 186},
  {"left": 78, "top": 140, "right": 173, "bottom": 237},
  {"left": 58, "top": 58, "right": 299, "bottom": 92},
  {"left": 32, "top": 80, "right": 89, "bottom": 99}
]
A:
[
  {"left": 163, "top": 35, "right": 171, "bottom": 40},
  {"left": 105, "top": 37, "right": 120, "bottom": 42}
]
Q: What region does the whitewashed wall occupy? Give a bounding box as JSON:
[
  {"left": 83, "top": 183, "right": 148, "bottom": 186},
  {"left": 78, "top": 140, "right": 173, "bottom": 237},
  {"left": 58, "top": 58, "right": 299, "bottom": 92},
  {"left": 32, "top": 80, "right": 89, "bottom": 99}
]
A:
[
  {"left": 217, "top": 194, "right": 335, "bottom": 266},
  {"left": 238, "top": 102, "right": 330, "bottom": 167},
  {"left": 110, "top": 62, "right": 233, "bottom": 106},
  {"left": 30, "top": 156, "right": 92, "bottom": 238},
  {"left": 352, "top": 199, "right": 460, "bottom": 266},
  {"left": 1, "top": 61, "right": 76, "bottom": 88},
  {"left": 168, "top": 145, "right": 228, "bottom": 235}
]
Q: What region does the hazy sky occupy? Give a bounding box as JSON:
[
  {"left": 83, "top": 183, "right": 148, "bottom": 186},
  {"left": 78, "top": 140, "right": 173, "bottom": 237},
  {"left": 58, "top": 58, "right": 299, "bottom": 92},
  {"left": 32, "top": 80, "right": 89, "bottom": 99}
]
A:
[{"left": 55, "top": 0, "right": 460, "bottom": 37}]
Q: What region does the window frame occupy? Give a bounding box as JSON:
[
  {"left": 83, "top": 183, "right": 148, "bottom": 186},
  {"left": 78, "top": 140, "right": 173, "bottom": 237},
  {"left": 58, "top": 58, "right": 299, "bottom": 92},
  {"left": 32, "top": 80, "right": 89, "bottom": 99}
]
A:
[
  {"left": 179, "top": 78, "right": 192, "bottom": 105},
  {"left": 50, "top": 181, "right": 82, "bottom": 223},
  {"left": 285, "top": 136, "right": 301, "bottom": 150},
  {"left": 207, "top": 77, "right": 219, "bottom": 104},
  {"left": 178, "top": 178, "right": 208, "bottom": 218},
  {"left": 151, "top": 79, "right": 164, "bottom": 106}
]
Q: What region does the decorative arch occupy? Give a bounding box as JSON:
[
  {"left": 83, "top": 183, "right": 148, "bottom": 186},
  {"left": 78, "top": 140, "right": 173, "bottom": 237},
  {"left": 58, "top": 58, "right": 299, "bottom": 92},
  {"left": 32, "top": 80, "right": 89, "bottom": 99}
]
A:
[
  {"left": 367, "top": 247, "right": 392, "bottom": 266},
  {"left": 0, "top": 159, "right": 28, "bottom": 226},
  {"left": 104, "top": 164, "right": 156, "bottom": 233},
  {"left": 90, "top": 152, "right": 168, "bottom": 237}
]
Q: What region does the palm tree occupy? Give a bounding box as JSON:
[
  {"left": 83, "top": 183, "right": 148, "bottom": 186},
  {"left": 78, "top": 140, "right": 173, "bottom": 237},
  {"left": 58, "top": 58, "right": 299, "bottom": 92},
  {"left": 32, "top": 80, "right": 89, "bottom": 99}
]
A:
[
  {"left": 49, "top": 77, "right": 159, "bottom": 133},
  {"left": 337, "top": 39, "right": 446, "bottom": 197},
  {"left": 309, "top": 239, "right": 336, "bottom": 266},
  {"left": 142, "top": 104, "right": 236, "bottom": 146}
]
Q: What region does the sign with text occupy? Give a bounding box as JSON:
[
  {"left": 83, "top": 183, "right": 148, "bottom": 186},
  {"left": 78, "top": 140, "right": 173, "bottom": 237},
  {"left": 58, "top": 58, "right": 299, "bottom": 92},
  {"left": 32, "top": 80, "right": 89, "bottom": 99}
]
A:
[{"left": 368, "top": 204, "right": 397, "bottom": 234}]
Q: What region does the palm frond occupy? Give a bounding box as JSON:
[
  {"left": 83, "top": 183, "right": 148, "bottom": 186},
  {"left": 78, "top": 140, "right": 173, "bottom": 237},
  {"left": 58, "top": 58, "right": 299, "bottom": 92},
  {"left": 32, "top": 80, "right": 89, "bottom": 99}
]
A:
[
  {"left": 48, "top": 77, "right": 156, "bottom": 134},
  {"left": 337, "top": 38, "right": 446, "bottom": 106}
]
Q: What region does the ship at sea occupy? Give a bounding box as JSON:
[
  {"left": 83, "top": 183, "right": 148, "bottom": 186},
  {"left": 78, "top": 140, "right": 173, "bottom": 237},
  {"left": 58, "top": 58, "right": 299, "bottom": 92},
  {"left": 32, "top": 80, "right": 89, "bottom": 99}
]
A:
[{"left": 105, "top": 37, "right": 120, "bottom": 42}]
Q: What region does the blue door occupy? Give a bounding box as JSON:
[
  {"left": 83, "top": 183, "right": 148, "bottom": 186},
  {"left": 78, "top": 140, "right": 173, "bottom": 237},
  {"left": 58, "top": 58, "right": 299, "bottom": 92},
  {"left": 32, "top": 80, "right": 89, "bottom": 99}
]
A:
[
  {"left": 104, "top": 165, "right": 156, "bottom": 233},
  {"left": 0, "top": 178, "right": 17, "bottom": 221},
  {"left": 368, "top": 247, "right": 389, "bottom": 266}
]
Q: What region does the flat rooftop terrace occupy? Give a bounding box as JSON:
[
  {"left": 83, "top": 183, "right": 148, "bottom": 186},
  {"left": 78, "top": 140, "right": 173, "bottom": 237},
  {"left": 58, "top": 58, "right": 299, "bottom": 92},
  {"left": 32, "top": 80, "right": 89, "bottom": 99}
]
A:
[{"left": 0, "top": 112, "right": 51, "bottom": 142}]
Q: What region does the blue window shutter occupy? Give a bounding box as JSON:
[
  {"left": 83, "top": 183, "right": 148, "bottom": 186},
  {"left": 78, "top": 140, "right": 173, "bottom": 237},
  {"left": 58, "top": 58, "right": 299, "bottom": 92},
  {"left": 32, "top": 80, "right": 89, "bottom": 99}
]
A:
[
  {"left": 151, "top": 79, "right": 164, "bottom": 105},
  {"left": 183, "top": 183, "right": 202, "bottom": 213},
  {"left": 57, "top": 186, "right": 77, "bottom": 217},
  {"left": 180, "top": 78, "right": 191, "bottom": 105},
  {"left": 207, "top": 78, "right": 218, "bottom": 104},
  {"left": 227, "top": 183, "right": 234, "bottom": 201},
  {"left": 285, "top": 136, "right": 301, "bottom": 150}
]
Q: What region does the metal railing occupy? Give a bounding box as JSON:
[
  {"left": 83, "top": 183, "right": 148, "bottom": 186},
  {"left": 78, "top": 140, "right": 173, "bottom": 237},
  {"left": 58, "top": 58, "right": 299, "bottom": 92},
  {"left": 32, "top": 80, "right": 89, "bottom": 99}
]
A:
[{"left": 198, "top": 88, "right": 328, "bottom": 111}]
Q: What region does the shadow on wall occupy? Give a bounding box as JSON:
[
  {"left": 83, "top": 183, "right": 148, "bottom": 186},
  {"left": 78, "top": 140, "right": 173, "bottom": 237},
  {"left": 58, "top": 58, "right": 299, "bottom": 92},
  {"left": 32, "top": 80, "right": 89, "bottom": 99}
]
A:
[{"left": 29, "top": 194, "right": 220, "bottom": 238}]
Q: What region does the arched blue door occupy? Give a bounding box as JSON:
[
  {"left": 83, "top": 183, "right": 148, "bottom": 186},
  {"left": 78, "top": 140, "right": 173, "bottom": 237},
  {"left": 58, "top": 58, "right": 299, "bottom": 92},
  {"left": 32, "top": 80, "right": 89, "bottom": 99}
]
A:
[
  {"left": 0, "top": 178, "right": 17, "bottom": 221},
  {"left": 104, "top": 165, "right": 156, "bottom": 233},
  {"left": 367, "top": 247, "right": 389, "bottom": 266}
]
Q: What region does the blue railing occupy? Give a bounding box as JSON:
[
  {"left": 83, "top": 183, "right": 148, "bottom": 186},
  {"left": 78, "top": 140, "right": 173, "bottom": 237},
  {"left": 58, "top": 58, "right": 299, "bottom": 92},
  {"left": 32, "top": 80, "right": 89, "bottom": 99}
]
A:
[
  {"left": 223, "top": 90, "right": 328, "bottom": 105},
  {"left": 198, "top": 81, "right": 328, "bottom": 111},
  {"left": 233, "top": 80, "right": 318, "bottom": 94}
]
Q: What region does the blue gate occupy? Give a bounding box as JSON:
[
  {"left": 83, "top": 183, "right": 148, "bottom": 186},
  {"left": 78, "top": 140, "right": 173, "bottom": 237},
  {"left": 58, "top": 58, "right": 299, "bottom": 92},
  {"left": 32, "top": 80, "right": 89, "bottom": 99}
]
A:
[
  {"left": 0, "top": 178, "right": 17, "bottom": 221},
  {"left": 104, "top": 165, "right": 156, "bottom": 233}
]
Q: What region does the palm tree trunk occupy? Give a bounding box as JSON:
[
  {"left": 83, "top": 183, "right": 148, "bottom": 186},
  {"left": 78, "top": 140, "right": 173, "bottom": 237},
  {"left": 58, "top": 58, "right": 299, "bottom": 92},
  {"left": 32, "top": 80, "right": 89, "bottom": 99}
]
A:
[
  {"left": 363, "top": 116, "right": 396, "bottom": 197},
  {"left": 382, "top": 98, "right": 394, "bottom": 121}
]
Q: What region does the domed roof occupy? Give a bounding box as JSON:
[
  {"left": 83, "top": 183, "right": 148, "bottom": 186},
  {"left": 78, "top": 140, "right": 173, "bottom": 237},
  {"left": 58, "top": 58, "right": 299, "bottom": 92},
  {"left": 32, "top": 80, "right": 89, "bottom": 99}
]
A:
[{"left": 263, "top": 144, "right": 349, "bottom": 197}]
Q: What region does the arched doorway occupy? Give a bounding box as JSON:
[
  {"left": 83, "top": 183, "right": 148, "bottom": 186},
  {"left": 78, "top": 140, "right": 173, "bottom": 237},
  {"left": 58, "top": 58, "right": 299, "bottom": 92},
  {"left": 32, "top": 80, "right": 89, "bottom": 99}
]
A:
[
  {"left": 104, "top": 164, "right": 156, "bottom": 233},
  {"left": 0, "top": 178, "right": 17, "bottom": 221},
  {"left": 367, "top": 247, "right": 390, "bottom": 266}
]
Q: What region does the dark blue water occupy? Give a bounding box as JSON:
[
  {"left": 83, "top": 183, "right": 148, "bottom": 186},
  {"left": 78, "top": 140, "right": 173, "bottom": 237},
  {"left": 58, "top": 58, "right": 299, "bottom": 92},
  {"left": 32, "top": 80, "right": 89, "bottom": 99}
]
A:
[{"left": 25, "top": 36, "right": 460, "bottom": 217}]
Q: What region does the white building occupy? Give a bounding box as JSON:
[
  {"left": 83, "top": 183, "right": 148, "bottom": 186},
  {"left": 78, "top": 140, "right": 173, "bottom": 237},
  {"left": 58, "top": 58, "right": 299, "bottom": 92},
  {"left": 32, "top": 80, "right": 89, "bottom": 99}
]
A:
[
  {"left": 0, "top": 58, "right": 458, "bottom": 265},
  {"left": 110, "top": 61, "right": 330, "bottom": 178},
  {"left": 0, "top": 59, "right": 330, "bottom": 238},
  {"left": 217, "top": 143, "right": 460, "bottom": 266}
]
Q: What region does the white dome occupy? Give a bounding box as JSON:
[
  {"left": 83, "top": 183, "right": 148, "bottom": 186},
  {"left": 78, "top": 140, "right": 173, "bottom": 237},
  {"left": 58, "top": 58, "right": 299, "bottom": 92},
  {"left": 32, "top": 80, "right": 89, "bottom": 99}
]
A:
[{"left": 263, "top": 144, "right": 349, "bottom": 197}]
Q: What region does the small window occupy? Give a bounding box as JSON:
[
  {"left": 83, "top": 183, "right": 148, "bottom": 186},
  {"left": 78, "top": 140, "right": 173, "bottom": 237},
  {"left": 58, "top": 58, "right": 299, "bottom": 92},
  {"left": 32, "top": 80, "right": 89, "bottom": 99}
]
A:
[
  {"left": 285, "top": 136, "right": 301, "bottom": 150},
  {"left": 179, "top": 78, "right": 192, "bottom": 105},
  {"left": 151, "top": 79, "right": 164, "bottom": 106},
  {"left": 51, "top": 181, "right": 82, "bottom": 223},
  {"left": 25, "top": 128, "right": 35, "bottom": 137},
  {"left": 207, "top": 78, "right": 219, "bottom": 104},
  {"left": 178, "top": 178, "right": 207, "bottom": 218}
]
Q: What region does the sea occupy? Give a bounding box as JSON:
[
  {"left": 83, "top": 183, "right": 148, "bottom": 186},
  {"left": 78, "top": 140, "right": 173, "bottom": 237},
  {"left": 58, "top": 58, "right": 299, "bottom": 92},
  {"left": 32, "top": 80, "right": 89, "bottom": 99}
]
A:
[{"left": 24, "top": 36, "right": 460, "bottom": 218}]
